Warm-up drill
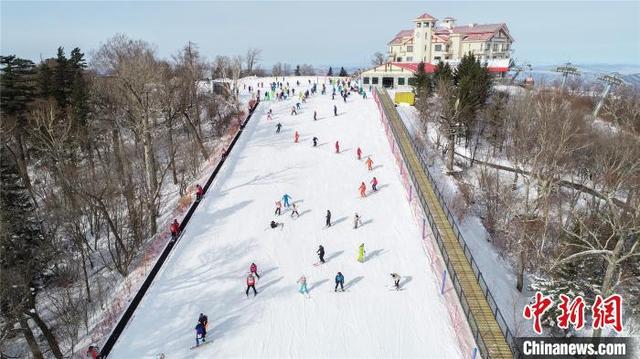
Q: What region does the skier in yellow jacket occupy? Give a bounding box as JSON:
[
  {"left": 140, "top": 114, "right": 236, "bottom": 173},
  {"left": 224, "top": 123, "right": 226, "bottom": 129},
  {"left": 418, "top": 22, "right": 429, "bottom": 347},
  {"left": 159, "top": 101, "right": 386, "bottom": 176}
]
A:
[{"left": 357, "top": 243, "right": 365, "bottom": 263}]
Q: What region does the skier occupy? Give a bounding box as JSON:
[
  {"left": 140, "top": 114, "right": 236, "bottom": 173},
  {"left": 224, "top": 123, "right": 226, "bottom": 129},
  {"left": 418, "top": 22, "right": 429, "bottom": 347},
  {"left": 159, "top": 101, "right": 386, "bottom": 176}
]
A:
[
  {"left": 250, "top": 262, "right": 260, "bottom": 279},
  {"left": 313, "top": 110, "right": 317, "bottom": 121},
  {"left": 198, "top": 313, "right": 209, "bottom": 330},
  {"left": 335, "top": 140, "right": 340, "bottom": 153},
  {"left": 312, "top": 137, "right": 318, "bottom": 147},
  {"left": 390, "top": 273, "right": 401, "bottom": 290},
  {"left": 357, "top": 243, "right": 366, "bottom": 263},
  {"left": 195, "top": 321, "right": 206, "bottom": 346},
  {"left": 371, "top": 177, "right": 378, "bottom": 191},
  {"left": 282, "top": 193, "right": 292, "bottom": 207},
  {"left": 246, "top": 272, "right": 258, "bottom": 297},
  {"left": 270, "top": 220, "right": 284, "bottom": 229},
  {"left": 294, "top": 131, "right": 299, "bottom": 143},
  {"left": 353, "top": 213, "right": 361, "bottom": 229},
  {"left": 333, "top": 104, "right": 338, "bottom": 116},
  {"left": 290, "top": 203, "right": 300, "bottom": 218},
  {"left": 366, "top": 157, "right": 374, "bottom": 171},
  {"left": 317, "top": 245, "right": 325, "bottom": 263},
  {"left": 170, "top": 219, "right": 180, "bottom": 241},
  {"left": 291, "top": 106, "right": 297, "bottom": 115},
  {"left": 267, "top": 113, "right": 273, "bottom": 121},
  {"left": 325, "top": 210, "right": 332, "bottom": 227},
  {"left": 275, "top": 200, "right": 282, "bottom": 215},
  {"left": 297, "top": 275, "right": 309, "bottom": 295},
  {"left": 359, "top": 182, "right": 367, "bottom": 197},
  {"left": 334, "top": 272, "right": 345, "bottom": 292},
  {"left": 86, "top": 346, "right": 99, "bottom": 359},
  {"left": 357, "top": 147, "right": 362, "bottom": 160},
  {"left": 195, "top": 184, "right": 204, "bottom": 202},
  {"left": 296, "top": 102, "right": 301, "bottom": 110},
  {"left": 276, "top": 123, "right": 282, "bottom": 134}
]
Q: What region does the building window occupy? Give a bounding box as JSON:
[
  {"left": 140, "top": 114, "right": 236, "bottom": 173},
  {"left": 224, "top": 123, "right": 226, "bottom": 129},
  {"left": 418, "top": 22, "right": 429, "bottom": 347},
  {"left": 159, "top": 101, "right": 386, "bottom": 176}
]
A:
[
  {"left": 434, "top": 56, "right": 441, "bottom": 61},
  {"left": 396, "top": 57, "right": 402, "bottom": 62},
  {"left": 416, "top": 22, "right": 421, "bottom": 28},
  {"left": 435, "top": 44, "right": 442, "bottom": 51},
  {"left": 493, "top": 43, "right": 499, "bottom": 51},
  {"left": 406, "top": 56, "right": 413, "bottom": 61},
  {"left": 363, "top": 77, "right": 370, "bottom": 84},
  {"left": 372, "top": 77, "right": 379, "bottom": 85},
  {"left": 398, "top": 77, "right": 405, "bottom": 85},
  {"left": 407, "top": 45, "right": 413, "bottom": 52}
]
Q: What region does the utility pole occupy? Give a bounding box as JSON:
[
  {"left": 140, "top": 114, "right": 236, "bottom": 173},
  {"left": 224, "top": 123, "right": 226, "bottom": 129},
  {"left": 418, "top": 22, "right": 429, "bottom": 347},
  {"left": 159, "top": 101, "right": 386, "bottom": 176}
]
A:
[
  {"left": 593, "top": 72, "right": 625, "bottom": 118},
  {"left": 555, "top": 62, "right": 579, "bottom": 91}
]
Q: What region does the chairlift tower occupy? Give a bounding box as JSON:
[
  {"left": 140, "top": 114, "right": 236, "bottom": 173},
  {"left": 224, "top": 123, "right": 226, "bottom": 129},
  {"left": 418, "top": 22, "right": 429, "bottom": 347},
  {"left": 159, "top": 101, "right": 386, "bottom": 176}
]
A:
[
  {"left": 555, "top": 62, "right": 580, "bottom": 90},
  {"left": 593, "top": 72, "right": 625, "bottom": 118}
]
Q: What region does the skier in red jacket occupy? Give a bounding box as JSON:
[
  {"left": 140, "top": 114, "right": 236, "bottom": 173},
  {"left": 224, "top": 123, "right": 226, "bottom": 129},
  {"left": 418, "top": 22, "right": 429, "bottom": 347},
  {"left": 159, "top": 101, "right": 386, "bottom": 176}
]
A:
[
  {"left": 195, "top": 184, "right": 204, "bottom": 202},
  {"left": 335, "top": 140, "right": 340, "bottom": 153},
  {"left": 246, "top": 273, "right": 258, "bottom": 297},
  {"left": 359, "top": 182, "right": 367, "bottom": 197},
  {"left": 357, "top": 147, "right": 362, "bottom": 160},
  {"left": 170, "top": 219, "right": 180, "bottom": 241},
  {"left": 294, "top": 131, "right": 300, "bottom": 143},
  {"left": 86, "top": 346, "right": 99, "bottom": 359},
  {"left": 250, "top": 262, "right": 260, "bottom": 279}
]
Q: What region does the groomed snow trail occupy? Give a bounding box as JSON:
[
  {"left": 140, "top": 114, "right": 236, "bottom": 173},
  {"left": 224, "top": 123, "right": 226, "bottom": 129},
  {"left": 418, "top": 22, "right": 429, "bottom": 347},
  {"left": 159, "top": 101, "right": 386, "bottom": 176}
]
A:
[{"left": 110, "top": 78, "right": 464, "bottom": 358}]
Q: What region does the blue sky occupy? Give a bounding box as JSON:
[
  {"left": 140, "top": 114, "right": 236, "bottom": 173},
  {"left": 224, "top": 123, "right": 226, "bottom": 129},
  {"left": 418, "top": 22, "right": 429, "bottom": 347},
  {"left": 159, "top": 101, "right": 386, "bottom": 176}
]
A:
[{"left": 1, "top": 1, "right": 639, "bottom": 67}]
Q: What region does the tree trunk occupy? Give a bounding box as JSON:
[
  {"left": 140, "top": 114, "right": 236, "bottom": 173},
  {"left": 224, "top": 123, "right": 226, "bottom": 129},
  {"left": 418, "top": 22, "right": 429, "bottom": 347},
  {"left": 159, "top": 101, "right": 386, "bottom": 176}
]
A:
[
  {"left": 20, "top": 318, "right": 44, "bottom": 359},
  {"left": 26, "top": 311, "right": 63, "bottom": 359},
  {"left": 142, "top": 113, "right": 159, "bottom": 234},
  {"left": 183, "top": 111, "right": 209, "bottom": 160},
  {"left": 593, "top": 237, "right": 625, "bottom": 337},
  {"left": 516, "top": 247, "right": 526, "bottom": 292},
  {"left": 446, "top": 133, "right": 455, "bottom": 173}
]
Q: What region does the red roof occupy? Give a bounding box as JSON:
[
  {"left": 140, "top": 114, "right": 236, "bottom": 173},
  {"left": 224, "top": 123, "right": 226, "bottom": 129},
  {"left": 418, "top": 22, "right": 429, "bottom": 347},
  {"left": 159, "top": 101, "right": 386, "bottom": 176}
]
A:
[
  {"left": 487, "top": 67, "right": 509, "bottom": 73},
  {"left": 388, "top": 29, "right": 414, "bottom": 45},
  {"left": 391, "top": 62, "right": 507, "bottom": 74},
  {"left": 415, "top": 12, "right": 437, "bottom": 21},
  {"left": 391, "top": 62, "right": 437, "bottom": 73},
  {"left": 452, "top": 23, "right": 506, "bottom": 34}
]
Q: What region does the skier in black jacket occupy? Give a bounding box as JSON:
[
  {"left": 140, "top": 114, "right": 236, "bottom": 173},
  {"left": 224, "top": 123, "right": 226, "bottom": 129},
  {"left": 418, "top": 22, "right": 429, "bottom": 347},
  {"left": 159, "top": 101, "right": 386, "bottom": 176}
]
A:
[
  {"left": 317, "top": 245, "right": 325, "bottom": 263},
  {"left": 325, "top": 210, "right": 331, "bottom": 227}
]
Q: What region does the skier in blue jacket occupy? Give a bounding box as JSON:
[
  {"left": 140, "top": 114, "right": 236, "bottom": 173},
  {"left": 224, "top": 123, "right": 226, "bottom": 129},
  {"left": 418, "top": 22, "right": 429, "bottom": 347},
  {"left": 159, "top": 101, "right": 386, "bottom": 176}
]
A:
[
  {"left": 195, "top": 322, "right": 206, "bottom": 346},
  {"left": 282, "top": 194, "right": 292, "bottom": 207},
  {"left": 334, "top": 272, "right": 345, "bottom": 292}
]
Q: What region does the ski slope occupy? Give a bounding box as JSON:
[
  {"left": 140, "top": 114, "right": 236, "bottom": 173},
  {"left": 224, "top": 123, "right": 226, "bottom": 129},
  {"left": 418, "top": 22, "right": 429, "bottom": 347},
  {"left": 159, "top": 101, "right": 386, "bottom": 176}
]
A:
[{"left": 110, "top": 78, "right": 465, "bottom": 358}]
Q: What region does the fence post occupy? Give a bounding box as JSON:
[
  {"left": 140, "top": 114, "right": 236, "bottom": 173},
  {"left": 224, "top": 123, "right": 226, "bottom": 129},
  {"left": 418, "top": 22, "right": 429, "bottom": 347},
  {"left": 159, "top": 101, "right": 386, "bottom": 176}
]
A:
[
  {"left": 441, "top": 270, "right": 447, "bottom": 294},
  {"left": 422, "top": 219, "right": 426, "bottom": 239},
  {"left": 409, "top": 185, "right": 412, "bottom": 202}
]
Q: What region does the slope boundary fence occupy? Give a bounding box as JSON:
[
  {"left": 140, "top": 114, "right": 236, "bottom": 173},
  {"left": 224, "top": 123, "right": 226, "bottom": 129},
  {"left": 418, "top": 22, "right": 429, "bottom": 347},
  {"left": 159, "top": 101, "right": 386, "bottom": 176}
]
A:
[
  {"left": 99, "top": 99, "right": 260, "bottom": 358},
  {"left": 372, "top": 88, "right": 516, "bottom": 359}
]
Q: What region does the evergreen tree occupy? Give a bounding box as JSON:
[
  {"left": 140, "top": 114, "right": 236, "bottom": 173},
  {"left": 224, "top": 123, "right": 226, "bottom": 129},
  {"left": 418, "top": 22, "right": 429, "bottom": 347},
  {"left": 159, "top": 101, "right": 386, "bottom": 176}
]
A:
[
  {"left": 433, "top": 60, "right": 453, "bottom": 85},
  {"left": 53, "top": 47, "right": 70, "bottom": 108},
  {"left": 453, "top": 53, "right": 492, "bottom": 143},
  {"left": 294, "top": 65, "right": 301, "bottom": 76},
  {"left": 0, "top": 55, "right": 37, "bottom": 118},
  {"left": 339, "top": 67, "right": 348, "bottom": 77},
  {"left": 327, "top": 66, "right": 333, "bottom": 76},
  {"left": 68, "top": 48, "right": 90, "bottom": 140},
  {"left": 412, "top": 61, "right": 433, "bottom": 98},
  {"left": 0, "top": 146, "right": 55, "bottom": 355}
]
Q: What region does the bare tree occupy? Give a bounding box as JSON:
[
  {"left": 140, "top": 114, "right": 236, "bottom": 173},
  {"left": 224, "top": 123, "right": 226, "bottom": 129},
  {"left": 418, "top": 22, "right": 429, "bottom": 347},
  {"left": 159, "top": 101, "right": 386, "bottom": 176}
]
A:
[
  {"left": 245, "top": 48, "right": 262, "bottom": 75},
  {"left": 371, "top": 51, "right": 386, "bottom": 66}
]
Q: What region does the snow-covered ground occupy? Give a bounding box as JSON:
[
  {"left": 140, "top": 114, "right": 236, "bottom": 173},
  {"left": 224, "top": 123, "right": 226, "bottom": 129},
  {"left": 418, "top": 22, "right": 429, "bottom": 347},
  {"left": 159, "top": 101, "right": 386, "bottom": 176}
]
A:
[{"left": 109, "top": 80, "right": 468, "bottom": 358}]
